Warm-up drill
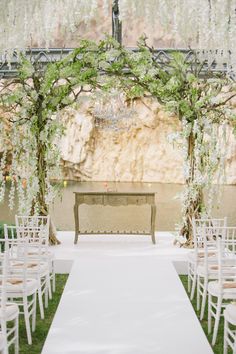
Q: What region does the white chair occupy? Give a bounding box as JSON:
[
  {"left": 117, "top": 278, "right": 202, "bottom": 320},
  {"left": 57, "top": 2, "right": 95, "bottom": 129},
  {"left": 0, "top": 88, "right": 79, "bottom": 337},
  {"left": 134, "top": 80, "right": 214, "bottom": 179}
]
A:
[
  {"left": 5, "top": 224, "right": 51, "bottom": 320},
  {"left": 0, "top": 250, "right": 19, "bottom": 354},
  {"left": 196, "top": 224, "right": 229, "bottom": 320},
  {"left": 15, "top": 215, "right": 55, "bottom": 293},
  {"left": 4, "top": 225, "right": 38, "bottom": 345},
  {"left": 224, "top": 303, "right": 236, "bottom": 354},
  {"left": 188, "top": 217, "right": 227, "bottom": 304},
  {"left": 0, "top": 336, "right": 6, "bottom": 354},
  {"left": 208, "top": 235, "right": 236, "bottom": 346}
]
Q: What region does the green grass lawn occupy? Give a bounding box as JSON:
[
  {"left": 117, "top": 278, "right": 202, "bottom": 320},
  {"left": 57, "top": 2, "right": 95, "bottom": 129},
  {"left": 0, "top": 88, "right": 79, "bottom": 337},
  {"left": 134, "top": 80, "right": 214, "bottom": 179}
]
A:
[
  {"left": 10, "top": 274, "right": 68, "bottom": 354},
  {"left": 180, "top": 275, "right": 233, "bottom": 354}
]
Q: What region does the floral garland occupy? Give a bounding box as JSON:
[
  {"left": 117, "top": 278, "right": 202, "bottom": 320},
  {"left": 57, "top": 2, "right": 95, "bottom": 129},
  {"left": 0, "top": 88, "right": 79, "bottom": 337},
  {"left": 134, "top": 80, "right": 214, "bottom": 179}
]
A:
[
  {"left": 119, "top": 0, "right": 236, "bottom": 73},
  {"left": 1, "top": 0, "right": 236, "bottom": 73},
  {"left": 0, "top": 0, "right": 111, "bottom": 58}
]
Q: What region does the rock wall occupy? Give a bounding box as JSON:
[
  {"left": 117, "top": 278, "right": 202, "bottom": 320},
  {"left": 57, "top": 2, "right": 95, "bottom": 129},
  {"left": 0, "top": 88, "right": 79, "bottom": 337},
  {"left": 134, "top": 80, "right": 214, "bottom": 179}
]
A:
[
  {"left": 60, "top": 98, "right": 182, "bottom": 182},
  {"left": 1, "top": 95, "right": 235, "bottom": 184},
  {"left": 59, "top": 97, "right": 236, "bottom": 184}
]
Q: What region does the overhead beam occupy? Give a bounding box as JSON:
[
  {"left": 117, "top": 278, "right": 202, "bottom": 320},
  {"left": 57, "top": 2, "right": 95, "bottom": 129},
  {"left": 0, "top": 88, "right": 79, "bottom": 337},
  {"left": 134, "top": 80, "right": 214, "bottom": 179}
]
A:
[{"left": 0, "top": 48, "right": 228, "bottom": 79}]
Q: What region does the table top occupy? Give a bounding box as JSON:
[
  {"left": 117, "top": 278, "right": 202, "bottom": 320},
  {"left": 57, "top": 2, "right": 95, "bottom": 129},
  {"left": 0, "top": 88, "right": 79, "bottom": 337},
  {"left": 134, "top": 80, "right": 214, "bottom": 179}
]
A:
[{"left": 74, "top": 191, "right": 156, "bottom": 196}]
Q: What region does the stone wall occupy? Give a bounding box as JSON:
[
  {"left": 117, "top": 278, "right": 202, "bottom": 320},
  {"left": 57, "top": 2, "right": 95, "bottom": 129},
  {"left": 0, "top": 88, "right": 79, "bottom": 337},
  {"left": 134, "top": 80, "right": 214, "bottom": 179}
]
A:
[{"left": 59, "top": 98, "right": 236, "bottom": 184}]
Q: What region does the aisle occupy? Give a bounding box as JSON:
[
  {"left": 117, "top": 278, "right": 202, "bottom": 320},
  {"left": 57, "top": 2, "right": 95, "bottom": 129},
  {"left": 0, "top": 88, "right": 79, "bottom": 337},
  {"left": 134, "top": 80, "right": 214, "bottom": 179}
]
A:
[{"left": 42, "top": 235, "right": 213, "bottom": 354}]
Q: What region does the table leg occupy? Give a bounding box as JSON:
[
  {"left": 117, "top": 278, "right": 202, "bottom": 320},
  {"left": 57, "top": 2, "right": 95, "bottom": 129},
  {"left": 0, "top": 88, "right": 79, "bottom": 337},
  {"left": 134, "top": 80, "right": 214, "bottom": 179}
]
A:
[
  {"left": 74, "top": 203, "right": 79, "bottom": 244},
  {"left": 151, "top": 204, "right": 156, "bottom": 244}
]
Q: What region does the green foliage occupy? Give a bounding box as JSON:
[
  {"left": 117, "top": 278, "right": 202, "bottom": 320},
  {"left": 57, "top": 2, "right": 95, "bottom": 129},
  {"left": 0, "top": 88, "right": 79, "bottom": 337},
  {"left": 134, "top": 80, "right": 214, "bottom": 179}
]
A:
[
  {"left": 0, "top": 38, "right": 113, "bottom": 221},
  {"left": 100, "top": 36, "right": 236, "bottom": 241},
  {"left": 1, "top": 35, "right": 235, "bottom": 244},
  {"left": 18, "top": 55, "right": 34, "bottom": 80}
]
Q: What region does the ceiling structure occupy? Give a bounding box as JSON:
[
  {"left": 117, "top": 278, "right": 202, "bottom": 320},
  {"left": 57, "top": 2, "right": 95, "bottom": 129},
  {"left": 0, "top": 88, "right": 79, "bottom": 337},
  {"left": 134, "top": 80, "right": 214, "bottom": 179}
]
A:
[{"left": 0, "top": 0, "right": 232, "bottom": 78}]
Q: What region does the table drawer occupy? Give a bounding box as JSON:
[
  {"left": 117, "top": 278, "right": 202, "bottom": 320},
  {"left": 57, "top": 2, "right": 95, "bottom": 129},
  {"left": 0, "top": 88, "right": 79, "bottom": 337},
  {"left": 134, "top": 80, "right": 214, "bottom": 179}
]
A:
[
  {"left": 83, "top": 195, "right": 104, "bottom": 205},
  {"left": 104, "top": 196, "right": 128, "bottom": 206}
]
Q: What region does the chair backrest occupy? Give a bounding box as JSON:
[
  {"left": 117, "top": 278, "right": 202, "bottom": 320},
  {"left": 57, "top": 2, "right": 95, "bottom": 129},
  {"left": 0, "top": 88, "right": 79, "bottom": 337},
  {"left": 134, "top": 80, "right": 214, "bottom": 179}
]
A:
[
  {"left": 190, "top": 224, "right": 235, "bottom": 283},
  {"left": 0, "top": 250, "right": 9, "bottom": 316},
  {"left": 4, "top": 224, "right": 36, "bottom": 285},
  {"left": 216, "top": 236, "right": 236, "bottom": 292},
  {"left": 15, "top": 215, "right": 50, "bottom": 245},
  {"left": 15, "top": 215, "right": 50, "bottom": 229},
  {"left": 192, "top": 217, "right": 227, "bottom": 261},
  {"left": 0, "top": 249, "right": 10, "bottom": 351},
  {"left": 197, "top": 226, "right": 236, "bottom": 283},
  {"left": 3, "top": 224, "right": 18, "bottom": 257}
]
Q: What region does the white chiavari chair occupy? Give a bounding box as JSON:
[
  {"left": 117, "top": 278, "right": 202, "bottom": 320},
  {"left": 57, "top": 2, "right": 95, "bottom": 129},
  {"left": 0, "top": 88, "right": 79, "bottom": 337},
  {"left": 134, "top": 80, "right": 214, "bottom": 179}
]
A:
[
  {"left": 15, "top": 215, "right": 55, "bottom": 294},
  {"left": 0, "top": 250, "right": 19, "bottom": 354},
  {"left": 8, "top": 224, "right": 51, "bottom": 320},
  {"left": 188, "top": 217, "right": 227, "bottom": 305},
  {"left": 208, "top": 234, "right": 236, "bottom": 346},
  {"left": 196, "top": 224, "right": 229, "bottom": 320},
  {"left": 224, "top": 303, "right": 236, "bottom": 354},
  {"left": 4, "top": 225, "right": 38, "bottom": 345}
]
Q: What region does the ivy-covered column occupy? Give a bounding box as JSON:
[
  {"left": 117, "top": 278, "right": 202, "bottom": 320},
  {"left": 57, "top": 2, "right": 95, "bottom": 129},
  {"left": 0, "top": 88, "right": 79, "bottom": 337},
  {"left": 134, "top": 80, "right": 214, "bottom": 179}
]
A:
[
  {"left": 180, "top": 126, "right": 204, "bottom": 244},
  {"left": 33, "top": 74, "right": 60, "bottom": 245}
]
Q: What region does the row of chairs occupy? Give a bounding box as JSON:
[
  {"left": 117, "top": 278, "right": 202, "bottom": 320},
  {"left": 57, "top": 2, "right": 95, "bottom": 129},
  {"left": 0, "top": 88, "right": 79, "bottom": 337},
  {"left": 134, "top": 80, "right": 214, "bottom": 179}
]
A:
[
  {"left": 0, "top": 215, "right": 55, "bottom": 354},
  {"left": 187, "top": 217, "right": 236, "bottom": 353}
]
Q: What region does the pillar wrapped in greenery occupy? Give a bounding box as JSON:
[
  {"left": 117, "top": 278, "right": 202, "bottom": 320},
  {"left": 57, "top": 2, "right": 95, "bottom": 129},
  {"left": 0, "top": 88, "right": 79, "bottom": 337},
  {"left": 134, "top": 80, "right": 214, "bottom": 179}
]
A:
[
  {"left": 0, "top": 40, "right": 110, "bottom": 244},
  {"left": 101, "top": 37, "right": 236, "bottom": 243}
]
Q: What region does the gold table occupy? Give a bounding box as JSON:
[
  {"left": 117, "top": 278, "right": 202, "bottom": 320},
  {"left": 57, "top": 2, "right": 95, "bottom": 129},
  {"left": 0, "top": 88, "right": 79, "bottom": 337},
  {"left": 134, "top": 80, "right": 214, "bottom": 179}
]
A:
[{"left": 74, "top": 191, "right": 156, "bottom": 244}]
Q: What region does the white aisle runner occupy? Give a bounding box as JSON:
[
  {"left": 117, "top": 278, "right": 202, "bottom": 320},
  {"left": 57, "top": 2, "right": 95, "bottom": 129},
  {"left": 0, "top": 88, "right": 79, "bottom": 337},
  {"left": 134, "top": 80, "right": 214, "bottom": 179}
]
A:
[{"left": 42, "top": 240, "right": 213, "bottom": 354}]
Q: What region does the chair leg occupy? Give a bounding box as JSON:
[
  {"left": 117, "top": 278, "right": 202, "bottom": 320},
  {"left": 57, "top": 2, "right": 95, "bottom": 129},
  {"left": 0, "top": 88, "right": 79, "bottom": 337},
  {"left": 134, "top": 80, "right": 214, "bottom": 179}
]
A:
[
  {"left": 190, "top": 272, "right": 197, "bottom": 300},
  {"left": 1, "top": 321, "right": 8, "bottom": 354},
  {"left": 14, "top": 316, "right": 19, "bottom": 354},
  {"left": 47, "top": 273, "right": 52, "bottom": 301},
  {"left": 197, "top": 276, "right": 201, "bottom": 311},
  {"left": 38, "top": 284, "right": 45, "bottom": 320},
  {"left": 200, "top": 278, "right": 208, "bottom": 320},
  {"left": 223, "top": 317, "right": 228, "bottom": 354},
  {"left": 52, "top": 266, "right": 56, "bottom": 293},
  {"left": 208, "top": 294, "right": 212, "bottom": 334},
  {"left": 32, "top": 292, "right": 37, "bottom": 332},
  {"left": 23, "top": 295, "right": 32, "bottom": 345},
  {"left": 45, "top": 282, "right": 49, "bottom": 309},
  {"left": 187, "top": 263, "right": 191, "bottom": 293},
  {"left": 212, "top": 296, "right": 222, "bottom": 346},
  {"left": 3, "top": 345, "right": 8, "bottom": 354}
]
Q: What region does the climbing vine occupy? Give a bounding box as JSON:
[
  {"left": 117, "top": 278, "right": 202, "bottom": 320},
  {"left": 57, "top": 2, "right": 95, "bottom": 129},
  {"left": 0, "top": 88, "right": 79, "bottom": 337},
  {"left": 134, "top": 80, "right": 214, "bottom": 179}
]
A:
[
  {"left": 100, "top": 37, "right": 236, "bottom": 243},
  {"left": 1, "top": 35, "right": 236, "bottom": 245},
  {"left": 0, "top": 40, "right": 111, "bottom": 244}
]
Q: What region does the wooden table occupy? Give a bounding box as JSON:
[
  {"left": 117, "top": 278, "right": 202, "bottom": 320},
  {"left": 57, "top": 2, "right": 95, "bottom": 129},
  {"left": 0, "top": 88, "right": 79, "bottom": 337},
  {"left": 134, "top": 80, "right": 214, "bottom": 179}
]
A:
[{"left": 73, "top": 191, "right": 156, "bottom": 245}]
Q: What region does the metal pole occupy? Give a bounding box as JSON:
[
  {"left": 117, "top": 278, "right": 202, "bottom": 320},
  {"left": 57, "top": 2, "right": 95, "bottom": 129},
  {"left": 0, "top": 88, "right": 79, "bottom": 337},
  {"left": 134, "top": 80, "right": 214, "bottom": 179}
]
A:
[{"left": 112, "top": 0, "right": 122, "bottom": 44}]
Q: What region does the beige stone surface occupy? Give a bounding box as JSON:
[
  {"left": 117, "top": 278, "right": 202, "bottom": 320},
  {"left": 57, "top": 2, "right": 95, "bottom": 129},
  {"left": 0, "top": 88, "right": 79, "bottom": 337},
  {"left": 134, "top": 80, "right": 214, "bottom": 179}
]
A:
[
  {"left": 59, "top": 96, "right": 236, "bottom": 184},
  {"left": 60, "top": 98, "right": 182, "bottom": 183}
]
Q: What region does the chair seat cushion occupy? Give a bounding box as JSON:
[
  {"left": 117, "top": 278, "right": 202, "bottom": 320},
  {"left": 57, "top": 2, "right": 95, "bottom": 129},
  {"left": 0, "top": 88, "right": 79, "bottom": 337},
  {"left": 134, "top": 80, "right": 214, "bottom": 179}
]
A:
[
  {"left": 224, "top": 303, "right": 236, "bottom": 325},
  {"left": 0, "top": 332, "right": 5, "bottom": 351},
  {"left": 28, "top": 249, "right": 54, "bottom": 260},
  {"left": 196, "top": 265, "right": 218, "bottom": 278},
  {"left": 5, "top": 277, "right": 38, "bottom": 296},
  {"left": 188, "top": 250, "right": 216, "bottom": 264},
  {"left": 0, "top": 302, "right": 19, "bottom": 320},
  {"left": 208, "top": 281, "right": 236, "bottom": 299},
  {"left": 10, "top": 261, "right": 49, "bottom": 276}
]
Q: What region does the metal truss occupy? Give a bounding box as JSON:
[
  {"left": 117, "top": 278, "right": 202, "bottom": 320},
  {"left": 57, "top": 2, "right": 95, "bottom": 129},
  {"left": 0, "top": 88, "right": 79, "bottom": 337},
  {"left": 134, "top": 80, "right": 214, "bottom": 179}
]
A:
[
  {"left": 0, "top": 47, "right": 229, "bottom": 79},
  {"left": 0, "top": 0, "right": 231, "bottom": 79},
  {"left": 0, "top": 48, "right": 72, "bottom": 78}
]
